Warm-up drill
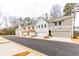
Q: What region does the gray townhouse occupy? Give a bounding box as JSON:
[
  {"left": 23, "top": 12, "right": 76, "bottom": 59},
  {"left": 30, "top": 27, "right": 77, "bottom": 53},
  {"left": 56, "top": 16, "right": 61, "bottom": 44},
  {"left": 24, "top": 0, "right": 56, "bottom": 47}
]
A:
[{"left": 48, "top": 15, "right": 75, "bottom": 38}]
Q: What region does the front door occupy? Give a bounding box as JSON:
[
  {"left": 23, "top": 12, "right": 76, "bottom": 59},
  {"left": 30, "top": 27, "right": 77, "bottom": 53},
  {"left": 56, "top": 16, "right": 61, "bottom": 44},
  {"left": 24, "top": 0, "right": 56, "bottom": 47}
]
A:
[{"left": 49, "top": 30, "right": 52, "bottom": 36}]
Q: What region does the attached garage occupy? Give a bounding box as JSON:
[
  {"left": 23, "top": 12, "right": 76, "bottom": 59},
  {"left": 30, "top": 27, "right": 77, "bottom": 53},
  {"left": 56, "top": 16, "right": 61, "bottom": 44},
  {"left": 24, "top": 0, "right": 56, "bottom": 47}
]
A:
[
  {"left": 48, "top": 15, "right": 74, "bottom": 38},
  {"left": 52, "top": 31, "right": 71, "bottom": 38},
  {"left": 22, "top": 31, "right": 28, "bottom": 36},
  {"left": 36, "top": 32, "right": 48, "bottom": 37}
]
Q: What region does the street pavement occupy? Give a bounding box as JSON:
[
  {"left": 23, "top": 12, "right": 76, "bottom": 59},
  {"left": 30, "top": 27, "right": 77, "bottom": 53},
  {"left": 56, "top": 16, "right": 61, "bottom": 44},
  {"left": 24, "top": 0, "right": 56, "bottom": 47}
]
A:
[{"left": 2, "top": 35, "right": 79, "bottom": 56}]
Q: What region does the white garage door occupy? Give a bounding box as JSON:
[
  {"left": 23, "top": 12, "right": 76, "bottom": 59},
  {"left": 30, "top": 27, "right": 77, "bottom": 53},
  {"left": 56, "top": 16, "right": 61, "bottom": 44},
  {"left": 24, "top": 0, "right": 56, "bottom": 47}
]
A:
[
  {"left": 53, "top": 31, "right": 71, "bottom": 37},
  {"left": 37, "top": 32, "right": 46, "bottom": 37}
]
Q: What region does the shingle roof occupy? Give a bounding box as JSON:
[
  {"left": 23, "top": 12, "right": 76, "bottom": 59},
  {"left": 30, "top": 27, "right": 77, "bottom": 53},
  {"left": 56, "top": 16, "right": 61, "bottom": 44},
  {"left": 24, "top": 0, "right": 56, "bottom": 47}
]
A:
[
  {"left": 37, "top": 17, "right": 48, "bottom": 22},
  {"left": 31, "top": 17, "right": 48, "bottom": 26}
]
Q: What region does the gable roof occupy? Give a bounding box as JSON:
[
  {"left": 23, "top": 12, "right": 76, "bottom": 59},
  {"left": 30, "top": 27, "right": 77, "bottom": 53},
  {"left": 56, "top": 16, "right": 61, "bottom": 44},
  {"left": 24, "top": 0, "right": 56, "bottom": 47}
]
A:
[
  {"left": 31, "top": 17, "right": 48, "bottom": 26},
  {"left": 48, "top": 15, "right": 74, "bottom": 23},
  {"left": 37, "top": 17, "right": 48, "bottom": 22}
]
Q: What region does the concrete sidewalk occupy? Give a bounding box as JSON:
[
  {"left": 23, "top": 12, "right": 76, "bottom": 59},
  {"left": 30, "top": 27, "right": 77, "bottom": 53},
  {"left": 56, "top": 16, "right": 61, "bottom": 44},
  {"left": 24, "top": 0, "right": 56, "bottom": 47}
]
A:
[
  {"left": 48, "top": 37, "right": 73, "bottom": 43},
  {"left": 0, "top": 36, "right": 46, "bottom": 56},
  {"left": 19, "top": 36, "right": 44, "bottom": 39}
]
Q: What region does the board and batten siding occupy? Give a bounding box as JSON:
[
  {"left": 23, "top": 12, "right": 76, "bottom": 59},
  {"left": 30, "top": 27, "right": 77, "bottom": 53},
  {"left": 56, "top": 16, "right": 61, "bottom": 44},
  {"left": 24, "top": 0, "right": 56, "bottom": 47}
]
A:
[{"left": 35, "top": 19, "right": 49, "bottom": 37}]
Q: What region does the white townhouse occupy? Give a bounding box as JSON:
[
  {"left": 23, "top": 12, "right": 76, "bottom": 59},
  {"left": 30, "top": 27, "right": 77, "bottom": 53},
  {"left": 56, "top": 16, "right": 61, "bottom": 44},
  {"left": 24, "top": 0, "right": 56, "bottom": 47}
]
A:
[
  {"left": 34, "top": 18, "right": 49, "bottom": 37},
  {"left": 16, "top": 18, "right": 49, "bottom": 37},
  {"left": 16, "top": 21, "right": 36, "bottom": 37}
]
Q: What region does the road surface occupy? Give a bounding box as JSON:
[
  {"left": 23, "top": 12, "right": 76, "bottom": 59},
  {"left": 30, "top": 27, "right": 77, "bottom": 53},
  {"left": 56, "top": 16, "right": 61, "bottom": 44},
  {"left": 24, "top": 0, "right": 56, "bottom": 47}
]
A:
[{"left": 2, "top": 35, "right": 79, "bottom": 56}]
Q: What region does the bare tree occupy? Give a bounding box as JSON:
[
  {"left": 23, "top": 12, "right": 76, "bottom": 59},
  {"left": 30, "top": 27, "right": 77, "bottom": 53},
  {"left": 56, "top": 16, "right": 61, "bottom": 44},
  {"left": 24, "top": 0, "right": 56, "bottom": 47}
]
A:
[
  {"left": 44, "top": 13, "right": 48, "bottom": 20},
  {"left": 50, "top": 4, "right": 62, "bottom": 19},
  {"left": 9, "top": 16, "right": 20, "bottom": 28},
  {"left": 23, "top": 17, "right": 32, "bottom": 36},
  {"left": 2, "top": 16, "right": 8, "bottom": 28},
  {"left": 45, "top": 13, "right": 48, "bottom": 20},
  {"left": 23, "top": 17, "right": 32, "bottom": 26},
  {"left": 40, "top": 13, "right": 49, "bottom": 20}
]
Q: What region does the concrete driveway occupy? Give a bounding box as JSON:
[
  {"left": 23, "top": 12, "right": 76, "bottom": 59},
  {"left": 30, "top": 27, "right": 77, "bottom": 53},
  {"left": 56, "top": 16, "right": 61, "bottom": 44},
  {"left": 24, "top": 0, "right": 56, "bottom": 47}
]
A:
[{"left": 2, "top": 35, "right": 79, "bottom": 56}]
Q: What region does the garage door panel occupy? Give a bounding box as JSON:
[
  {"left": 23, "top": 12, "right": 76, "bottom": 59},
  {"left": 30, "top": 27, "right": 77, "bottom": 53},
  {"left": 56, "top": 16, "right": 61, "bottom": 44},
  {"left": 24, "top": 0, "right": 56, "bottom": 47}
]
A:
[
  {"left": 37, "top": 32, "right": 47, "bottom": 37},
  {"left": 53, "top": 31, "right": 71, "bottom": 37}
]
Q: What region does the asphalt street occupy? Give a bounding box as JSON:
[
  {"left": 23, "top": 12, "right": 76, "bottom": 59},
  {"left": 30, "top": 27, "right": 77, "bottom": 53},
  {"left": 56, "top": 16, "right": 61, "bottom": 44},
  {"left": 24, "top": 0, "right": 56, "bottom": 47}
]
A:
[{"left": 2, "top": 35, "right": 79, "bottom": 56}]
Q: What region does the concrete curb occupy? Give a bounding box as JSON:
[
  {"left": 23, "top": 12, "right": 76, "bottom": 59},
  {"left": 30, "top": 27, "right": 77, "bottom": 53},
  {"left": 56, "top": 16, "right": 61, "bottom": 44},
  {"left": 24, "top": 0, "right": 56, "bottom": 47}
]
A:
[{"left": 16, "top": 36, "right": 49, "bottom": 40}]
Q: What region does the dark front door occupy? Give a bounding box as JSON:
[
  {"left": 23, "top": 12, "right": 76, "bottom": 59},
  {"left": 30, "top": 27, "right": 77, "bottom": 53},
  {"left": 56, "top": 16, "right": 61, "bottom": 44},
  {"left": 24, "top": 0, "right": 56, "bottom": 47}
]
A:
[{"left": 49, "top": 30, "right": 52, "bottom": 36}]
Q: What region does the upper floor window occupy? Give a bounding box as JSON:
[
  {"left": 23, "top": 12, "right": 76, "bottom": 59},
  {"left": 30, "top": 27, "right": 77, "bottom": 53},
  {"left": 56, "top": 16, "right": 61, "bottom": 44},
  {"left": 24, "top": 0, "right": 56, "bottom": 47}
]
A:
[
  {"left": 59, "top": 21, "right": 62, "bottom": 25},
  {"left": 55, "top": 22, "right": 57, "bottom": 25},
  {"left": 39, "top": 25, "right": 40, "bottom": 28},
  {"left": 44, "top": 24, "right": 46, "bottom": 28},
  {"left": 28, "top": 27, "right": 30, "bottom": 29},
  {"left": 41, "top": 24, "right": 43, "bottom": 28},
  {"left": 36, "top": 26, "right": 38, "bottom": 28},
  {"left": 36, "top": 26, "right": 37, "bottom": 28},
  {"left": 23, "top": 27, "right": 26, "bottom": 30},
  {"left": 32, "top": 27, "right": 34, "bottom": 29}
]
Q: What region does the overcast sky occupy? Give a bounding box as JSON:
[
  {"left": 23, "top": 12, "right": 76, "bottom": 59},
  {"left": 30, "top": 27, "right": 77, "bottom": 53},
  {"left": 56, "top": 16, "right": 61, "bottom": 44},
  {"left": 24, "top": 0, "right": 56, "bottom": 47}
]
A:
[
  {"left": 0, "top": 0, "right": 78, "bottom": 28},
  {"left": 0, "top": 0, "right": 75, "bottom": 18}
]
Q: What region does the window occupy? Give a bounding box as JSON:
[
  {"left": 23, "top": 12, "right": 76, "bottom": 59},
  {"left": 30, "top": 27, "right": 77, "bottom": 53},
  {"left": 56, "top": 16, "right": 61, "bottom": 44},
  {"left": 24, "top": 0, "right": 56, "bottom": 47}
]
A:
[
  {"left": 55, "top": 22, "right": 57, "bottom": 25},
  {"left": 28, "top": 27, "right": 30, "bottom": 29},
  {"left": 32, "top": 27, "right": 34, "bottom": 29},
  {"left": 59, "top": 21, "right": 62, "bottom": 25},
  {"left": 44, "top": 24, "right": 46, "bottom": 28},
  {"left": 23, "top": 27, "right": 26, "bottom": 30},
  {"left": 36, "top": 26, "right": 37, "bottom": 28},
  {"left": 41, "top": 24, "right": 43, "bottom": 28},
  {"left": 39, "top": 25, "right": 40, "bottom": 28}
]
